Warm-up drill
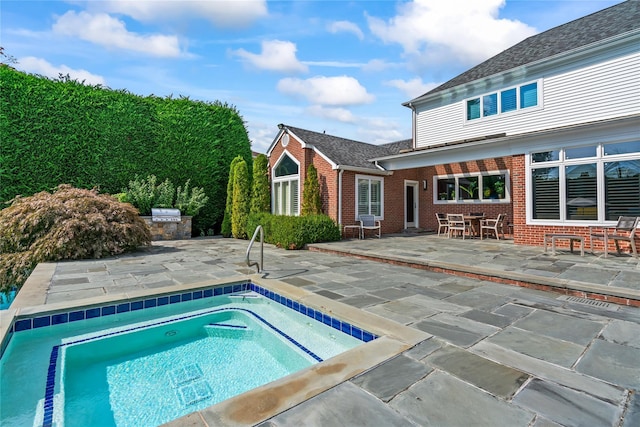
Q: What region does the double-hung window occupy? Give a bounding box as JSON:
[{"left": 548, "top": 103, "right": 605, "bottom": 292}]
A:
[
  {"left": 466, "top": 81, "right": 539, "bottom": 121},
  {"left": 272, "top": 152, "right": 299, "bottom": 215},
  {"left": 528, "top": 141, "right": 640, "bottom": 223},
  {"left": 356, "top": 175, "right": 383, "bottom": 218}
]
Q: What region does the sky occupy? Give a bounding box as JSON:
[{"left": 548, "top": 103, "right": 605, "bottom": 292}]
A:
[{"left": 1, "top": 0, "right": 624, "bottom": 153}]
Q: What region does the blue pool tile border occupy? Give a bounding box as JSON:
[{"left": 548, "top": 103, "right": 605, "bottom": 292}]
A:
[
  {"left": 249, "top": 283, "right": 379, "bottom": 343},
  {"left": 5, "top": 280, "right": 379, "bottom": 427},
  {"left": 41, "top": 305, "right": 330, "bottom": 427},
  {"left": 5, "top": 280, "right": 378, "bottom": 351}
]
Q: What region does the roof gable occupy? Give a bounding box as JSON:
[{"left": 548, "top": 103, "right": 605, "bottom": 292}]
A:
[
  {"left": 277, "top": 124, "right": 411, "bottom": 170},
  {"left": 409, "top": 1, "right": 639, "bottom": 102}
]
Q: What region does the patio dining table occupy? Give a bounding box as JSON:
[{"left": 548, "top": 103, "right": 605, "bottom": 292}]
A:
[{"left": 463, "top": 214, "right": 486, "bottom": 238}]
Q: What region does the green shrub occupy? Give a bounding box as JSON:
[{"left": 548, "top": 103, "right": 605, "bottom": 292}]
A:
[
  {"left": 122, "top": 175, "right": 208, "bottom": 217},
  {"left": 246, "top": 212, "right": 273, "bottom": 240},
  {"left": 0, "top": 185, "right": 151, "bottom": 292},
  {"left": 113, "top": 193, "right": 128, "bottom": 203},
  {"left": 231, "top": 159, "right": 250, "bottom": 239},
  {"left": 221, "top": 156, "right": 243, "bottom": 237},
  {"left": 250, "top": 154, "right": 270, "bottom": 214},
  {"left": 246, "top": 213, "right": 341, "bottom": 250},
  {"left": 302, "top": 164, "right": 323, "bottom": 215},
  {"left": 155, "top": 178, "right": 175, "bottom": 208},
  {"left": 125, "top": 175, "right": 157, "bottom": 215},
  {"left": 175, "top": 179, "right": 209, "bottom": 216},
  {"left": 300, "top": 214, "right": 342, "bottom": 243}
]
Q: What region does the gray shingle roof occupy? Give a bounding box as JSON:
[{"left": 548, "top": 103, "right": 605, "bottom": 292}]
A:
[
  {"left": 280, "top": 125, "right": 412, "bottom": 170},
  {"left": 411, "top": 0, "right": 639, "bottom": 101}
]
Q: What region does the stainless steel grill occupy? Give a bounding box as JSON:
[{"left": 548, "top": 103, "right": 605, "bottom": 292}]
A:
[{"left": 151, "top": 208, "right": 181, "bottom": 222}]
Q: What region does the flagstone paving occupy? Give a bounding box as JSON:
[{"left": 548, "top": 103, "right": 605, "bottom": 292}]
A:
[{"left": 14, "top": 234, "right": 640, "bottom": 426}]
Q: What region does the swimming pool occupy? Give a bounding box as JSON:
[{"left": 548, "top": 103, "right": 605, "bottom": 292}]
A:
[
  {"left": 0, "top": 281, "right": 376, "bottom": 426},
  {"left": 0, "top": 277, "right": 426, "bottom": 426}
]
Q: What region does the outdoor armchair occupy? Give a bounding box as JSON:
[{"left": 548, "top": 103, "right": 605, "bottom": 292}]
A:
[
  {"left": 359, "top": 214, "right": 381, "bottom": 239},
  {"left": 480, "top": 213, "right": 506, "bottom": 240},
  {"left": 435, "top": 213, "right": 449, "bottom": 236},
  {"left": 447, "top": 214, "right": 470, "bottom": 239},
  {"left": 589, "top": 216, "right": 639, "bottom": 258}
]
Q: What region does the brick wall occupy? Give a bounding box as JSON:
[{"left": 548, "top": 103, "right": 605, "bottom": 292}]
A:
[
  {"left": 424, "top": 156, "right": 515, "bottom": 234},
  {"left": 306, "top": 151, "right": 339, "bottom": 219},
  {"left": 341, "top": 171, "right": 357, "bottom": 226}
]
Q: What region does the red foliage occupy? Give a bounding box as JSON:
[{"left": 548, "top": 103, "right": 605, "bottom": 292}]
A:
[{"left": 0, "top": 185, "right": 151, "bottom": 291}]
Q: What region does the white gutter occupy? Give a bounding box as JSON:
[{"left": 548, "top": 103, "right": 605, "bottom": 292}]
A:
[
  {"left": 335, "top": 164, "right": 393, "bottom": 176},
  {"left": 408, "top": 102, "right": 416, "bottom": 149}
]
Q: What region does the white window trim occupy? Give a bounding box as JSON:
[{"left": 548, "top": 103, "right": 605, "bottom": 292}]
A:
[
  {"left": 433, "top": 170, "right": 511, "bottom": 204},
  {"left": 464, "top": 79, "right": 543, "bottom": 124},
  {"left": 272, "top": 150, "right": 300, "bottom": 216},
  {"left": 404, "top": 180, "right": 419, "bottom": 229},
  {"left": 355, "top": 174, "right": 384, "bottom": 220},
  {"left": 526, "top": 141, "right": 640, "bottom": 225}
]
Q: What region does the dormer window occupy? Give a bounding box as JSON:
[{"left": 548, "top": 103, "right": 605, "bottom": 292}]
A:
[{"left": 466, "top": 81, "right": 539, "bottom": 121}]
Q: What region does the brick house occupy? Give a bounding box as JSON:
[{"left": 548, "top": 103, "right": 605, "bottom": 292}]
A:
[
  {"left": 267, "top": 1, "right": 640, "bottom": 249},
  {"left": 266, "top": 125, "right": 413, "bottom": 234}
]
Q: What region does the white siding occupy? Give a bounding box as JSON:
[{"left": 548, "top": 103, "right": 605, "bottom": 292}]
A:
[{"left": 415, "top": 50, "right": 640, "bottom": 149}]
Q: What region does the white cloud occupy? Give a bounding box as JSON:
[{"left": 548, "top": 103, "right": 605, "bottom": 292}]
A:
[
  {"left": 84, "top": 0, "right": 268, "bottom": 28},
  {"left": 232, "top": 40, "right": 307, "bottom": 73},
  {"left": 327, "top": 20, "right": 364, "bottom": 40},
  {"left": 306, "top": 105, "right": 356, "bottom": 123},
  {"left": 303, "top": 60, "right": 363, "bottom": 68},
  {"left": 17, "top": 56, "right": 106, "bottom": 86},
  {"left": 367, "top": 0, "right": 536, "bottom": 67},
  {"left": 277, "top": 75, "right": 375, "bottom": 106},
  {"left": 246, "top": 123, "right": 276, "bottom": 154},
  {"left": 386, "top": 77, "right": 438, "bottom": 99},
  {"left": 362, "top": 59, "right": 398, "bottom": 72},
  {"left": 359, "top": 126, "right": 405, "bottom": 145},
  {"left": 53, "top": 11, "right": 183, "bottom": 57}
]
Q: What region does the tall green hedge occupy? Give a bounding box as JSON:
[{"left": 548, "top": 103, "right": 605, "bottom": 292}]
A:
[
  {"left": 221, "top": 156, "right": 243, "bottom": 237},
  {"left": 250, "top": 154, "right": 270, "bottom": 214},
  {"left": 231, "top": 159, "right": 250, "bottom": 239},
  {"left": 0, "top": 66, "right": 252, "bottom": 234}
]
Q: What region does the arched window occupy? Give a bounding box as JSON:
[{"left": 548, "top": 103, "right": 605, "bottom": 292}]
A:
[{"left": 272, "top": 152, "right": 299, "bottom": 215}]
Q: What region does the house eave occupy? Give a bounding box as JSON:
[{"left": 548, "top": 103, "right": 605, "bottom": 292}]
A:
[{"left": 373, "top": 114, "right": 640, "bottom": 169}]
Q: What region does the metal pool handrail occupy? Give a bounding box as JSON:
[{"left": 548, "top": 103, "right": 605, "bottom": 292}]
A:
[{"left": 246, "top": 225, "right": 264, "bottom": 273}]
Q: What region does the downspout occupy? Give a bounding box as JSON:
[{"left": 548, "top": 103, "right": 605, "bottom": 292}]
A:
[
  {"left": 409, "top": 102, "right": 416, "bottom": 148},
  {"left": 338, "top": 169, "right": 344, "bottom": 225}
]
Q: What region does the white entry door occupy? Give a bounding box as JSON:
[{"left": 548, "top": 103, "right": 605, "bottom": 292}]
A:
[{"left": 405, "top": 181, "right": 418, "bottom": 229}]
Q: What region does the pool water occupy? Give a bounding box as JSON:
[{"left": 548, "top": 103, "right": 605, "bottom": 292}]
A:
[
  {"left": 0, "top": 290, "right": 16, "bottom": 310},
  {"left": 1, "top": 290, "right": 365, "bottom": 427}
]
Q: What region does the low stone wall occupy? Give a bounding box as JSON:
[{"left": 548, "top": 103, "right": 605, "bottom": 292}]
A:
[{"left": 141, "top": 216, "right": 192, "bottom": 241}]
